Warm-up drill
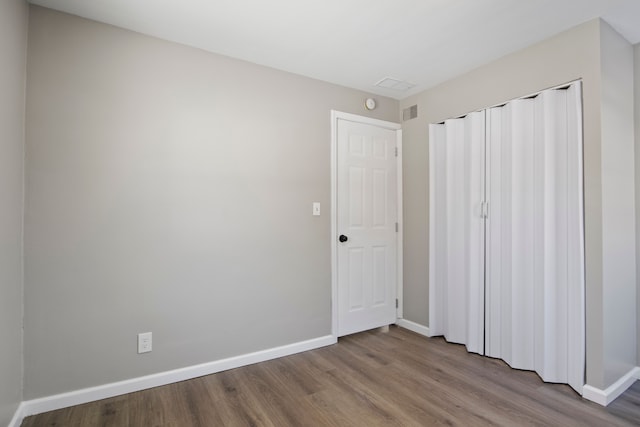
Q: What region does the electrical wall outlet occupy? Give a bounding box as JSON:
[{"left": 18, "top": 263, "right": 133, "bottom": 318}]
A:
[{"left": 138, "top": 332, "right": 152, "bottom": 354}]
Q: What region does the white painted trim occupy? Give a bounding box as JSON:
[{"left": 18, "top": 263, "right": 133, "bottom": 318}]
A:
[
  {"left": 8, "top": 402, "right": 26, "bottom": 427},
  {"left": 331, "top": 111, "right": 402, "bottom": 131},
  {"left": 18, "top": 335, "right": 335, "bottom": 418},
  {"left": 396, "top": 130, "right": 404, "bottom": 319},
  {"left": 583, "top": 366, "right": 640, "bottom": 406},
  {"left": 330, "top": 110, "right": 339, "bottom": 339},
  {"left": 396, "top": 318, "right": 431, "bottom": 337},
  {"left": 330, "top": 110, "right": 403, "bottom": 339}
]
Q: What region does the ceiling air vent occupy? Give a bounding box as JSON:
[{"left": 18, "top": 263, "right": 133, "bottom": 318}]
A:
[
  {"left": 374, "top": 77, "right": 416, "bottom": 92},
  {"left": 403, "top": 105, "right": 418, "bottom": 121}
]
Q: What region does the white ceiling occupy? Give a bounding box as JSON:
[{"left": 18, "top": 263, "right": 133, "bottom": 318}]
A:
[{"left": 28, "top": 0, "right": 640, "bottom": 100}]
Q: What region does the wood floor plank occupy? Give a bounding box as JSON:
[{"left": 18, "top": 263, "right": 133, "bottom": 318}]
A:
[
  {"left": 316, "top": 346, "right": 456, "bottom": 425},
  {"left": 174, "top": 378, "right": 225, "bottom": 427},
  {"left": 21, "top": 326, "right": 640, "bottom": 426}
]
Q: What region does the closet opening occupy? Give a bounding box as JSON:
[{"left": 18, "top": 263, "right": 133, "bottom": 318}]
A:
[{"left": 428, "top": 81, "right": 585, "bottom": 395}]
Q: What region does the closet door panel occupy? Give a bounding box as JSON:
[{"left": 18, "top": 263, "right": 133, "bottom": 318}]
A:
[
  {"left": 464, "top": 113, "right": 486, "bottom": 355},
  {"left": 487, "top": 100, "right": 536, "bottom": 370},
  {"left": 509, "top": 99, "right": 536, "bottom": 370},
  {"left": 444, "top": 118, "right": 467, "bottom": 346},
  {"left": 535, "top": 89, "right": 569, "bottom": 382},
  {"left": 428, "top": 112, "right": 485, "bottom": 354},
  {"left": 485, "top": 108, "right": 505, "bottom": 359},
  {"left": 566, "top": 83, "right": 586, "bottom": 393}
]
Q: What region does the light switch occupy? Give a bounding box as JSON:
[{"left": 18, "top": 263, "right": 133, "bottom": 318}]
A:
[{"left": 312, "top": 202, "right": 321, "bottom": 216}]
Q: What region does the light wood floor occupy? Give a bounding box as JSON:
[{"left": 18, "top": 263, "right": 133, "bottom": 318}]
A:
[{"left": 22, "top": 326, "right": 640, "bottom": 426}]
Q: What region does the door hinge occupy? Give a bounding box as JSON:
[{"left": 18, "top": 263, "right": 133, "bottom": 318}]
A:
[
  {"left": 394, "top": 147, "right": 398, "bottom": 157},
  {"left": 396, "top": 298, "right": 399, "bottom": 308},
  {"left": 395, "top": 222, "right": 399, "bottom": 232}
]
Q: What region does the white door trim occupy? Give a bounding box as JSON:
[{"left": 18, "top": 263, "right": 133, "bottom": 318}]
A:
[{"left": 330, "top": 110, "right": 403, "bottom": 339}]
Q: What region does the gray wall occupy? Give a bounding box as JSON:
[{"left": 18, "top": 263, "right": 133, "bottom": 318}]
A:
[
  {"left": 0, "top": 0, "right": 28, "bottom": 424},
  {"left": 23, "top": 6, "right": 398, "bottom": 399},
  {"left": 599, "top": 21, "right": 637, "bottom": 387},
  {"left": 400, "top": 19, "right": 637, "bottom": 390},
  {"left": 635, "top": 42, "right": 640, "bottom": 367}
]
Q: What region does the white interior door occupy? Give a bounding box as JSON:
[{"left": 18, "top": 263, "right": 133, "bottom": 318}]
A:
[{"left": 335, "top": 115, "right": 400, "bottom": 337}]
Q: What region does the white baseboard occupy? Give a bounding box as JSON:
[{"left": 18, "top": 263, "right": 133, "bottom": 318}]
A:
[
  {"left": 16, "top": 334, "right": 336, "bottom": 421},
  {"left": 7, "top": 402, "right": 26, "bottom": 427},
  {"left": 583, "top": 366, "right": 640, "bottom": 406},
  {"left": 396, "top": 318, "right": 431, "bottom": 337}
]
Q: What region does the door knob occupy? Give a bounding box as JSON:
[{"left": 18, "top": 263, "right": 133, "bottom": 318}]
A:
[{"left": 339, "top": 235, "right": 348, "bottom": 242}]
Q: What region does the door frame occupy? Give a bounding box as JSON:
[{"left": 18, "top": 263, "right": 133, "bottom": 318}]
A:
[{"left": 330, "top": 110, "right": 403, "bottom": 339}]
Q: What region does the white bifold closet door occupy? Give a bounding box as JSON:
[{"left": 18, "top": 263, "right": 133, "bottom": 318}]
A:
[{"left": 429, "top": 82, "right": 585, "bottom": 394}]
